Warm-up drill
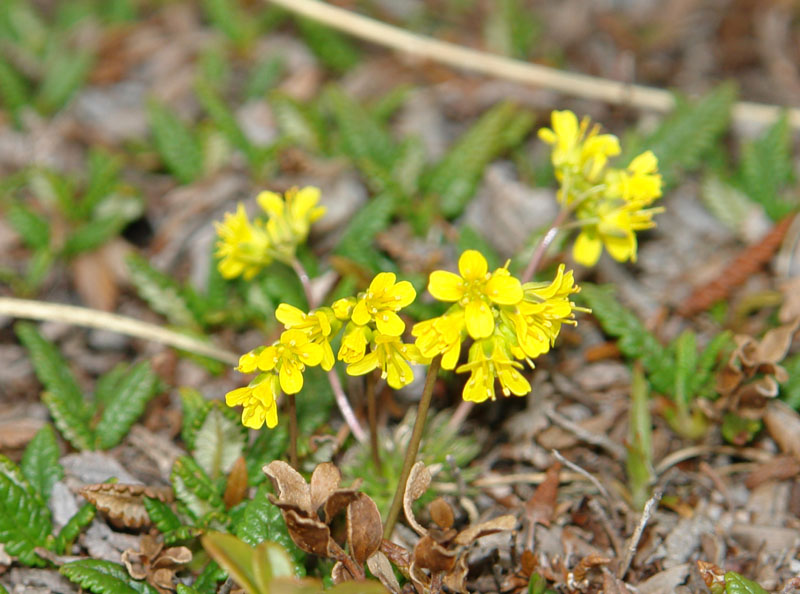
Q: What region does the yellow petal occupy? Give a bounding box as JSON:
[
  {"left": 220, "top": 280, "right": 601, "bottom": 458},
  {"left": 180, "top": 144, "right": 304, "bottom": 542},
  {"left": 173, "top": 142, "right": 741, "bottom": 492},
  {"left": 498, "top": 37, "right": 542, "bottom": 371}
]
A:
[
  {"left": 428, "top": 270, "right": 464, "bottom": 302},
  {"left": 573, "top": 231, "right": 603, "bottom": 267},
  {"left": 276, "top": 303, "right": 307, "bottom": 327},
  {"left": 279, "top": 361, "right": 304, "bottom": 394},
  {"left": 369, "top": 272, "right": 396, "bottom": 294},
  {"left": 486, "top": 273, "right": 523, "bottom": 305},
  {"left": 256, "top": 191, "right": 284, "bottom": 217},
  {"left": 628, "top": 150, "right": 658, "bottom": 175},
  {"left": 297, "top": 342, "right": 323, "bottom": 366},
  {"left": 458, "top": 250, "right": 488, "bottom": 280},
  {"left": 386, "top": 280, "right": 416, "bottom": 309},
  {"left": 225, "top": 386, "right": 251, "bottom": 407},
  {"left": 346, "top": 351, "right": 379, "bottom": 377},
  {"left": 604, "top": 233, "right": 636, "bottom": 263},
  {"left": 375, "top": 311, "right": 406, "bottom": 336},
  {"left": 242, "top": 403, "right": 265, "bottom": 429},
  {"left": 465, "top": 300, "right": 494, "bottom": 339},
  {"left": 265, "top": 403, "right": 278, "bottom": 428}
]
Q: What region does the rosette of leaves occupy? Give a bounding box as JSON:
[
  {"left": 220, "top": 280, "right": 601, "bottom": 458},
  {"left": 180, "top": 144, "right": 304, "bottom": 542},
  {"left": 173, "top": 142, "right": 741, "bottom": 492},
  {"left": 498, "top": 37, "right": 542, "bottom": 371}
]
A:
[
  {"left": 15, "top": 322, "right": 162, "bottom": 451},
  {"left": 0, "top": 425, "right": 95, "bottom": 566}
]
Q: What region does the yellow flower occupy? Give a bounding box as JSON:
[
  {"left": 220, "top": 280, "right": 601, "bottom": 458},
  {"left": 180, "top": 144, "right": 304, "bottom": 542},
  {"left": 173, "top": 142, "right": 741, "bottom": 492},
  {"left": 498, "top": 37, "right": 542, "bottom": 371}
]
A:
[
  {"left": 255, "top": 330, "right": 323, "bottom": 394},
  {"left": 337, "top": 322, "right": 371, "bottom": 364},
  {"left": 538, "top": 110, "right": 621, "bottom": 189},
  {"left": 509, "top": 265, "right": 580, "bottom": 359},
  {"left": 428, "top": 250, "right": 522, "bottom": 339},
  {"left": 276, "top": 304, "right": 337, "bottom": 371},
  {"left": 332, "top": 296, "right": 357, "bottom": 321},
  {"left": 257, "top": 186, "right": 325, "bottom": 258},
  {"left": 604, "top": 151, "right": 662, "bottom": 204},
  {"left": 346, "top": 333, "right": 428, "bottom": 389},
  {"left": 351, "top": 272, "right": 416, "bottom": 336},
  {"left": 411, "top": 311, "right": 465, "bottom": 370},
  {"left": 573, "top": 201, "right": 661, "bottom": 266},
  {"left": 456, "top": 338, "right": 530, "bottom": 403},
  {"left": 214, "top": 204, "right": 271, "bottom": 280},
  {"left": 225, "top": 374, "right": 280, "bottom": 429}
]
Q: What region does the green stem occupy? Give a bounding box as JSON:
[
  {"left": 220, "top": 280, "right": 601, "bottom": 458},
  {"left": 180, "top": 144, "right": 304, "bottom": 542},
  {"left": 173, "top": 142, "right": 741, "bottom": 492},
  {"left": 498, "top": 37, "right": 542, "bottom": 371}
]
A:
[
  {"left": 287, "top": 392, "right": 299, "bottom": 468},
  {"left": 383, "top": 354, "right": 442, "bottom": 539}
]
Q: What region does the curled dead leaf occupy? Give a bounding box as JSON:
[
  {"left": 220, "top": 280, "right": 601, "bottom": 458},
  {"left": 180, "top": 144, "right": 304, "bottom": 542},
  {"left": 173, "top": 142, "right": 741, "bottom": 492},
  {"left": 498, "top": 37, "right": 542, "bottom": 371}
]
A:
[
  {"left": 453, "top": 514, "right": 516, "bottom": 547},
  {"left": 223, "top": 456, "right": 249, "bottom": 509},
  {"left": 347, "top": 494, "right": 382, "bottom": 565},
  {"left": 429, "top": 498, "right": 455, "bottom": 530},
  {"left": 283, "top": 509, "right": 332, "bottom": 557},
  {"left": 264, "top": 461, "right": 312, "bottom": 513},
  {"left": 403, "top": 461, "right": 431, "bottom": 536},
  {"left": 414, "top": 534, "right": 457, "bottom": 573},
  {"left": 80, "top": 483, "right": 173, "bottom": 529},
  {"left": 310, "top": 462, "right": 342, "bottom": 511},
  {"left": 367, "top": 551, "right": 401, "bottom": 594}
]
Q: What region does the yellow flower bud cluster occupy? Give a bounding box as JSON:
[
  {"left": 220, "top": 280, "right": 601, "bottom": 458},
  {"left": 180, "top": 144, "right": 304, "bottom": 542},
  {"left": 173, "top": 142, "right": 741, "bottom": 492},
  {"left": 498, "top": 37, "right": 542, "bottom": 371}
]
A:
[
  {"left": 539, "top": 110, "right": 663, "bottom": 267},
  {"left": 215, "top": 187, "right": 325, "bottom": 280}
]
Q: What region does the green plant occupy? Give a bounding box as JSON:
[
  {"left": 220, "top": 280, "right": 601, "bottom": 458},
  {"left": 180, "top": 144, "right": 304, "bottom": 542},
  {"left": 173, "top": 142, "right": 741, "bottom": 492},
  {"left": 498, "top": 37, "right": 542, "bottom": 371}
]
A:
[
  {"left": 15, "top": 323, "right": 162, "bottom": 450},
  {"left": 0, "top": 425, "right": 95, "bottom": 566}
]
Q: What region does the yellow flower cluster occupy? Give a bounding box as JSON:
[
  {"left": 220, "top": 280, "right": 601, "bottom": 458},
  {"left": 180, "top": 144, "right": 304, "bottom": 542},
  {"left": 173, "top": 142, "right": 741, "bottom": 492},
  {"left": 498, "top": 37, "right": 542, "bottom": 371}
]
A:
[
  {"left": 413, "top": 250, "right": 580, "bottom": 403},
  {"left": 215, "top": 187, "right": 325, "bottom": 280},
  {"left": 539, "top": 110, "right": 663, "bottom": 267}
]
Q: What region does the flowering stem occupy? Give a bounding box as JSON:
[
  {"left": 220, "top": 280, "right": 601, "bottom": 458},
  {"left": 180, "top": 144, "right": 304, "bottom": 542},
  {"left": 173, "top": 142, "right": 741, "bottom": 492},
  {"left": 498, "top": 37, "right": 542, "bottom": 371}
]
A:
[
  {"left": 290, "top": 257, "right": 368, "bottom": 444},
  {"left": 521, "top": 206, "right": 571, "bottom": 284},
  {"left": 383, "top": 354, "right": 442, "bottom": 539},
  {"left": 287, "top": 393, "right": 299, "bottom": 468},
  {"left": 366, "top": 370, "right": 381, "bottom": 469}
]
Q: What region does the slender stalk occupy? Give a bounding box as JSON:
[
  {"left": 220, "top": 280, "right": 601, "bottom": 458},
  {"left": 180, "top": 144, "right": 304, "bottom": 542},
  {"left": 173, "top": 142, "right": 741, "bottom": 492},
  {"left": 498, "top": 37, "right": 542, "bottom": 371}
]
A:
[
  {"left": 521, "top": 206, "right": 570, "bottom": 284},
  {"left": 366, "top": 370, "right": 381, "bottom": 469},
  {"left": 287, "top": 393, "right": 299, "bottom": 468},
  {"left": 290, "top": 258, "right": 368, "bottom": 443},
  {"left": 383, "top": 354, "right": 442, "bottom": 539}
]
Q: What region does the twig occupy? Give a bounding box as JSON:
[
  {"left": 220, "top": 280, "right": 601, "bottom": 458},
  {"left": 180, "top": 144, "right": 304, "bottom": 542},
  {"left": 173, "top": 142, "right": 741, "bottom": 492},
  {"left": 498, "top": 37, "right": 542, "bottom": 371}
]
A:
[
  {"left": 265, "top": 0, "right": 800, "bottom": 131},
  {"left": 287, "top": 393, "right": 299, "bottom": 468},
  {"left": 545, "top": 406, "right": 627, "bottom": 460},
  {"left": 617, "top": 487, "right": 663, "bottom": 579},
  {"left": 0, "top": 297, "right": 238, "bottom": 365},
  {"left": 551, "top": 449, "right": 610, "bottom": 500},
  {"left": 654, "top": 444, "right": 772, "bottom": 475},
  {"left": 521, "top": 207, "right": 571, "bottom": 283}
]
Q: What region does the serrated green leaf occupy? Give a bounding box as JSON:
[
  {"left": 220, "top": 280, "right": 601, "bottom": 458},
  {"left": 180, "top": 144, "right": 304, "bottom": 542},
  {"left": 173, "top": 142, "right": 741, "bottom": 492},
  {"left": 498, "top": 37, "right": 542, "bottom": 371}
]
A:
[
  {"left": 62, "top": 216, "right": 129, "bottom": 256},
  {"left": 21, "top": 424, "right": 62, "bottom": 501},
  {"left": 170, "top": 456, "right": 225, "bottom": 519},
  {"left": 181, "top": 388, "right": 212, "bottom": 451},
  {"left": 690, "top": 331, "right": 732, "bottom": 398},
  {"left": 201, "top": 0, "right": 256, "bottom": 46},
  {"left": 235, "top": 485, "right": 306, "bottom": 575},
  {"left": 148, "top": 101, "right": 204, "bottom": 184},
  {"left": 61, "top": 559, "right": 159, "bottom": 594},
  {"left": 671, "top": 330, "right": 697, "bottom": 411},
  {"left": 143, "top": 496, "right": 181, "bottom": 534},
  {"left": 269, "top": 92, "right": 324, "bottom": 151},
  {"left": 701, "top": 174, "right": 756, "bottom": 234},
  {"left": 15, "top": 322, "right": 93, "bottom": 450},
  {"left": 6, "top": 203, "right": 50, "bottom": 250},
  {"left": 195, "top": 80, "right": 257, "bottom": 166},
  {"left": 25, "top": 246, "right": 55, "bottom": 290},
  {"left": 127, "top": 253, "right": 199, "bottom": 328},
  {"left": 739, "top": 113, "right": 795, "bottom": 220},
  {"left": 296, "top": 17, "right": 360, "bottom": 73},
  {"left": 633, "top": 83, "right": 736, "bottom": 186},
  {"left": 422, "top": 101, "right": 529, "bottom": 217},
  {"left": 724, "top": 571, "right": 769, "bottom": 594},
  {"left": 93, "top": 362, "right": 160, "bottom": 450},
  {"left": 94, "top": 364, "right": 128, "bottom": 409},
  {"left": 54, "top": 503, "right": 96, "bottom": 554},
  {"left": 81, "top": 149, "right": 123, "bottom": 218},
  {"left": 194, "top": 404, "right": 247, "bottom": 480},
  {"left": 245, "top": 57, "right": 283, "bottom": 101},
  {"left": 28, "top": 169, "right": 76, "bottom": 214},
  {"left": 0, "top": 455, "right": 51, "bottom": 566},
  {"left": 37, "top": 49, "right": 92, "bottom": 113},
  {"left": 193, "top": 560, "right": 227, "bottom": 594}
]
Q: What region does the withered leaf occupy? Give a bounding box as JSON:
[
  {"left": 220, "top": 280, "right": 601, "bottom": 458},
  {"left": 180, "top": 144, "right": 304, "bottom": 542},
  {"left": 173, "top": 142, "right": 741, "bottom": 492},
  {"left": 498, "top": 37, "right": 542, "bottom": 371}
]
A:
[
  {"left": 453, "top": 514, "right": 516, "bottom": 546},
  {"left": 264, "top": 461, "right": 312, "bottom": 513},
  {"left": 347, "top": 494, "right": 383, "bottom": 565},
  {"left": 80, "top": 483, "right": 173, "bottom": 529},
  {"left": 322, "top": 489, "right": 359, "bottom": 523},
  {"left": 367, "top": 551, "right": 401, "bottom": 594},
  {"left": 429, "top": 497, "right": 455, "bottom": 531},
  {"left": 764, "top": 400, "right": 800, "bottom": 457},
  {"left": 524, "top": 462, "right": 560, "bottom": 528},
  {"left": 331, "top": 560, "right": 355, "bottom": 585},
  {"left": 283, "top": 509, "right": 332, "bottom": 557},
  {"left": 403, "top": 461, "right": 431, "bottom": 536},
  {"left": 224, "top": 456, "right": 249, "bottom": 509},
  {"left": 571, "top": 553, "right": 612, "bottom": 583},
  {"left": 413, "top": 535, "right": 457, "bottom": 573},
  {"left": 442, "top": 555, "right": 469, "bottom": 594},
  {"left": 310, "top": 462, "right": 341, "bottom": 511},
  {"left": 602, "top": 570, "right": 630, "bottom": 594}
]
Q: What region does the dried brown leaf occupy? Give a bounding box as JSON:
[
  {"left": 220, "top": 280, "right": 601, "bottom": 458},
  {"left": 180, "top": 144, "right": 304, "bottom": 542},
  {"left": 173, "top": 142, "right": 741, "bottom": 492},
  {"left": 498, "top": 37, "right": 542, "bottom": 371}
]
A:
[
  {"left": 223, "top": 456, "right": 249, "bottom": 509},
  {"left": 602, "top": 570, "right": 630, "bottom": 594},
  {"left": 310, "top": 462, "right": 341, "bottom": 511},
  {"left": 442, "top": 555, "right": 469, "bottom": 594},
  {"left": 322, "top": 489, "right": 359, "bottom": 523},
  {"left": 524, "top": 462, "right": 560, "bottom": 528},
  {"left": 413, "top": 535, "right": 457, "bottom": 573},
  {"left": 403, "top": 461, "right": 431, "bottom": 536},
  {"left": 571, "top": 553, "right": 612, "bottom": 583},
  {"left": 744, "top": 454, "right": 800, "bottom": 489},
  {"left": 764, "top": 399, "right": 800, "bottom": 457},
  {"left": 264, "top": 461, "right": 312, "bottom": 513},
  {"left": 453, "top": 515, "right": 516, "bottom": 547},
  {"left": 80, "top": 483, "right": 173, "bottom": 529},
  {"left": 347, "top": 494, "right": 383, "bottom": 565},
  {"left": 283, "top": 509, "right": 332, "bottom": 557},
  {"left": 367, "top": 551, "right": 401, "bottom": 594},
  {"left": 429, "top": 498, "right": 454, "bottom": 531},
  {"left": 72, "top": 247, "right": 119, "bottom": 312}
]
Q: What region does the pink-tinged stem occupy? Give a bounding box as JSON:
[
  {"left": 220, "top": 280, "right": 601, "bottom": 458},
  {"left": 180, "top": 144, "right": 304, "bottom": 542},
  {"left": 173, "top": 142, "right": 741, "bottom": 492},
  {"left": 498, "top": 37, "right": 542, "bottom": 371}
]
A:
[
  {"left": 521, "top": 207, "right": 570, "bottom": 284},
  {"left": 291, "top": 258, "right": 368, "bottom": 444}
]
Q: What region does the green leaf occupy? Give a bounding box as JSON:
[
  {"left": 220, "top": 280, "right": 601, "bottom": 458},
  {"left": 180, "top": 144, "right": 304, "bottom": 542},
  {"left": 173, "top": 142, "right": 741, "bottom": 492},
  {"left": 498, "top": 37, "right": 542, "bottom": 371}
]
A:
[
  {"left": 143, "top": 496, "right": 182, "bottom": 534},
  {"left": 200, "top": 0, "right": 255, "bottom": 46},
  {"left": 93, "top": 362, "right": 160, "bottom": 450},
  {"left": 422, "top": 101, "right": 530, "bottom": 217},
  {"left": 296, "top": 18, "right": 360, "bottom": 73},
  {"left": 721, "top": 413, "right": 761, "bottom": 445},
  {"left": 0, "top": 581, "right": 9, "bottom": 594},
  {"left": 21, "top": 424, "right": 62, "bottom": 501},
  {"left": 61, "top": 559, "right": 159, "bottom": 594},
  {"left": 634, "top": 83, "right": 736, "bottom": 186},
  {"left": 15, "top": 322, "right": 93, "bottom": 450},
  {"left": 176, "top": 585, "right": 202, "bottom": 594},
  {"left": 724, "top": 571, "right": 769, "bottom": 594},
  {"left": 193, "top": 403, "right": 247, "bottom": 480},
  {"left": 54, "top": 503, "right": 96, "bottom": 554},
  {"left": 126, "top": 253, "right": 199, "bottom": 328},
  {"left": 244, "top": 426, "right": 288, "bottom": 486},
  {"left": 81, "top": 149, "right": 123, "bottom": 217},
  {"left": 528, "top": 573, "right": 557, "bottom": 594},
  {"left": 195, "top": 80, "right": 257, "bottom": 167},
  {"left": 170, "top": 456, "right": 225, "bottom": 519},
  {"left": 148, "top": 101, "right": 204, "bottom": 184},
  {"left": 0, "top": 455, "right": 51, "bottom": 566},
  {"left": 739, "top": 113, "right": 795, "bottom": 220},
  {"left": 162, "top": 525, "right": 203, "bottom": 546},
  {"left": 690, "top": 331, "right": 732, "bottom": 398},
  {"left": 193, "top": 561, "right": 227, "bottom": 594},
  {"left": 6, "top": 203, "right": 50, "bottom": 250},
  {"left": 201, "top": 532, "right": 259, "bottom": 594},
  {"left": 295, "top": 366, "right": 334, "bottom": 435},
  {"left": 245, "top": 58, "right": 283, "bottom": 101},
  {"left": 701, "top": 174, "right": 755, "bottom": 234},
  {"left": 671, "top": 330, "right": 697, "bottom": 411},
  {"left": 37, "top": 49, "right": 92, "bottom": 113},
  {"left": 626, "top": 365, "right": 653, "bottom": 511},
  {"left": 0, "top": 60, "right": 30, "bottom": 117},
  {"left": 269, "top": 92, "right": 324, "bottom": 151},
  {"left": 334, "top": 192, "right": 397, "bottom": 272},
  {"left": 62, "top": 216, "right": 129, "bottom": 256},
  {"left": 780, "top": 353, "right": 800, "bottom": 409},
  {"left": 94, "top": 364, "right": 128, "bottom": 409},
  {"left": 180, "top": 388, "right": 212, "bottom": 452}
]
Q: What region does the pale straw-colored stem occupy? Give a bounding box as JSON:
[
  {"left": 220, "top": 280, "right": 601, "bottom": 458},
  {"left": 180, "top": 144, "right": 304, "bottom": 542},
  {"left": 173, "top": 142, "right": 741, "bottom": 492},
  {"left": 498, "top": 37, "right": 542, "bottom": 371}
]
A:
[{"left": 265, "top": 0, "right": 800, "bottom": 131}]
